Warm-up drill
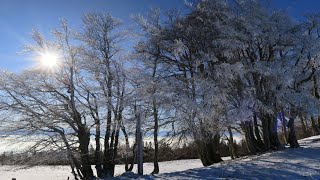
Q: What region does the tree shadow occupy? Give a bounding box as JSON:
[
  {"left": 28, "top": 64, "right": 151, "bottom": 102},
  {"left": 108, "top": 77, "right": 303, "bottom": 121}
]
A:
[
  {"left": 148, "top": 147, "right": 320, "bottom": 179},
  {"left": 152, "top": 162, "right": 318, "bottom": 179},
  {"left": 114, "top": 146, "right": 320, "bottom": 179}
]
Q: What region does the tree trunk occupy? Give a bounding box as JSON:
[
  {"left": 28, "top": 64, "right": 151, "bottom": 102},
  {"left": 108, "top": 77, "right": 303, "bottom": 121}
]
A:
[
  {"left": 111, "top": 100, "right": 123, "bottom": 174},
  {"left": 105, "top": 75, "right": 123, "bottom": 177},
  {"left": 78, "top": 126, "right": 94, "bottom": 180},
  {"left": 261, "top": 115, "right": 271, "bottom": 150},
  {"left": 104, "top": 131, "right": 115, "bottom": 178},
  {"left": 311, "top": 116, "right": 320, "bottom": 135},
  {"left": 125, "top": 144, "right": 136, "bottom": 172},
  {"left": 287, "top": 118, "right": 299, "bottom": 148},
  {"left": 136, "top": 111, "right": 143, "bottom": 175},
  {"left": 60, "top": 130, "right": 82, "bottom": 180},
  {"left": 253, "top": 113, "right": 265, "bottom": 151},
  {"left": 152, "top": 98, "right": 159, "bottom": 174},
  {"left": 311, "top": 75, "right": 320, "bottom": 135},
  {"left": 299, "top": 115, "right": 308, "bottom": 138},
  {"left": 278, "top": 112, "right": 288, "bottom": 144},
  {"left": 241, "top": 121, "right": 261, "bottom": 154},
  {"left": 150, "top": 53, "right": 160, "bottom": 175},
  {"left": 103, "top": 60, "right": 114, "bottom": 177},
  {"left": 69, "top": 49, "right": 93, "bottom": 179},
  {"left": 197, "top": 134, "right": 222, "bottom": 166},
  {"left": 109, "top": 125, "right": 121, "bottom": 176},
  {"left": 122, "top": 125, "right": 135, "bottom": 172},
  {"left": 261, "top": 114, "right": 281, "bottom": 150},
  {"left": 227, "top": 126, "right": 238, "bottom": 159},
  {"left": 94, "top": 119, "right": 103, "bottom": 178},
  {"left": 268, "top": 115, "right": 281, "bottom": 149}
]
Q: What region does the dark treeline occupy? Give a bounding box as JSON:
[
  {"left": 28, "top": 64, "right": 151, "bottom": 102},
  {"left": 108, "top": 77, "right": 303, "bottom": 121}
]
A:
[{"left": 0, "top": 140, "right": 249, "bottom": 166}]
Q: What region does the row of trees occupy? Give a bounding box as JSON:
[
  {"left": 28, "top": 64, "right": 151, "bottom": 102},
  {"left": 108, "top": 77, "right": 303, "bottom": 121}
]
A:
[
  {"left": 1, "top": 0, "right": 320, "bottom": 179},
  {"left": 134, "top": 0, "right": 320, "bottom": 165},
  {"left": 0, "top": 139, "right": 252, "bottom": 166}
]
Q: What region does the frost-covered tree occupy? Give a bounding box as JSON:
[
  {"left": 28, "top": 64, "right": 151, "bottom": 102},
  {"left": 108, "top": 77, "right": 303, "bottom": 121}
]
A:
[
  {"left": 235, "top": 1, "right": 320, "bottom": 150},
  {"left": 134, "top": 0, "right": 241, "bottom": 166},
  {"left": 0, "top": 14, "right": 130, "bottom": 179},
  {"left": 133, "top": 8, "right": 177, "bottom": 174},
  {"left": 135, "top": 0, "right": 320, "bottom": 162},
  {"left": 79, "top": 12, "right": 127, "bottom": 178},
  {"left": 0, "top": 23, "right": 94, "bottom": 179}
]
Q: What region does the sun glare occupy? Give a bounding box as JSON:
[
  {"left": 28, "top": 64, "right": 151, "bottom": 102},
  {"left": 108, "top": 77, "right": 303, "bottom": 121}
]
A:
[{"left": 39, "top": 51, "right": 59, "bottom": 69}]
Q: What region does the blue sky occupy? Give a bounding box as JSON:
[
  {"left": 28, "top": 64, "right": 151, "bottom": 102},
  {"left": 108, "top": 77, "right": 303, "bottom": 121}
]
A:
[{"left": 0, "top": 0, "right": 319, "bottom": 72}]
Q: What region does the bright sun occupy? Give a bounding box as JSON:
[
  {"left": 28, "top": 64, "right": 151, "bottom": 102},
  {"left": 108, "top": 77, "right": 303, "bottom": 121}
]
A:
[{"left": 39, "top": 51, "right": 59, "bottom": 69}]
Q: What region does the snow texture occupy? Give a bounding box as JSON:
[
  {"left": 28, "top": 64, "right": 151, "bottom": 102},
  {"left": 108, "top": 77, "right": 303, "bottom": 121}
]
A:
[
  {"left": 0, "top": 136, "right": 320, "bottom": 180},
  {"left": 119, "top": 136, "right": 320, "bottom": 179},
  {"left": 0, "top": 158, "right": 213, "bottom": 180}
]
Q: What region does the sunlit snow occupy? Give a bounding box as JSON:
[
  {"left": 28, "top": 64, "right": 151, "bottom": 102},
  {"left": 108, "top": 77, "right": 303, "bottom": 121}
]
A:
[{"left": 1, "top": 136, "right": 320, "bottom": 179}]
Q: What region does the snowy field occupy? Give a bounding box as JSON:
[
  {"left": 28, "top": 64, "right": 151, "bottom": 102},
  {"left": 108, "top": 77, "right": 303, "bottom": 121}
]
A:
[
  {"left": 0, "top": 136, "right": 320, "bottom": 180},
  {"left": 0, "top": 158, "right": 212, "bottom": 180},
  {"left": 138, "top": 135, "right": 320, "bottom": 180}
]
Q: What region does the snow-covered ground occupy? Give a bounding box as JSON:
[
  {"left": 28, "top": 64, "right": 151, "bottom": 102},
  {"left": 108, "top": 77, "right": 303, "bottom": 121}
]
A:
[
  {"left": 1, "top": 136, "right": 320, "bottom": 180},
  {"left": 0, "top": 158, "right": 216, "bottom": 180},
  {"left": 134, "top": 135, "right": 320, "bottom": 180}
]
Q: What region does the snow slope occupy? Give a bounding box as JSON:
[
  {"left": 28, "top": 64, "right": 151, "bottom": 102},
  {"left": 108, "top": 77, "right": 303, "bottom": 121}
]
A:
[
  {"left": 0, "top": 136, "right": 319, "bottom": 180},
  {"left": 128, "top": 135, "right": 320, "bottom": 180}
]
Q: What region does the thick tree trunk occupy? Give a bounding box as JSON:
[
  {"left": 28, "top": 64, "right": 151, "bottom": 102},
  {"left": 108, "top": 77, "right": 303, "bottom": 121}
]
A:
[
  {"left": 241, "top": 121, "right": 262, "bottom": 154},
  {"left": 105, "top": 120, "right": 117, "bottom": 177},
  {"left": 287, "top": 118, "right": 299, "bottom": 148},
  {"left": 136, "top": 111, "right": 143, "bottom": 175},
  {"left": 269, "top": 115, "right": 281, "bottom": 149},
  {"left": 261, "top": 114, "right": 281, "bottom": 150},
  {"left": 197, "top": 134, "right": 222, "bottom": 166},
  {"left": 311, "top": 75, "right": 320, "bottom": 135},
  {"left": 261, "top": 116, "right": 271, "bottom": 150},
  {"left": 311, "top": 116, "right": 320, "bottom": 135},
  {"left": 104, "top": 131, "right": 115, "bottom": 178},
  {"left": 299, "top": 115, "right": 308, "bottom": 138},
  {"left": 253, "top": 113, "right": 265, "bottom": 151},
  {"left": 104, "top": 79, "right": 125, "bottom": 176},
  {"left": 249, "top": 121, "right": 264, "bottom": 152},
  {"left": 78, "top": 126, "right": 94, "bottom": 180}
]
